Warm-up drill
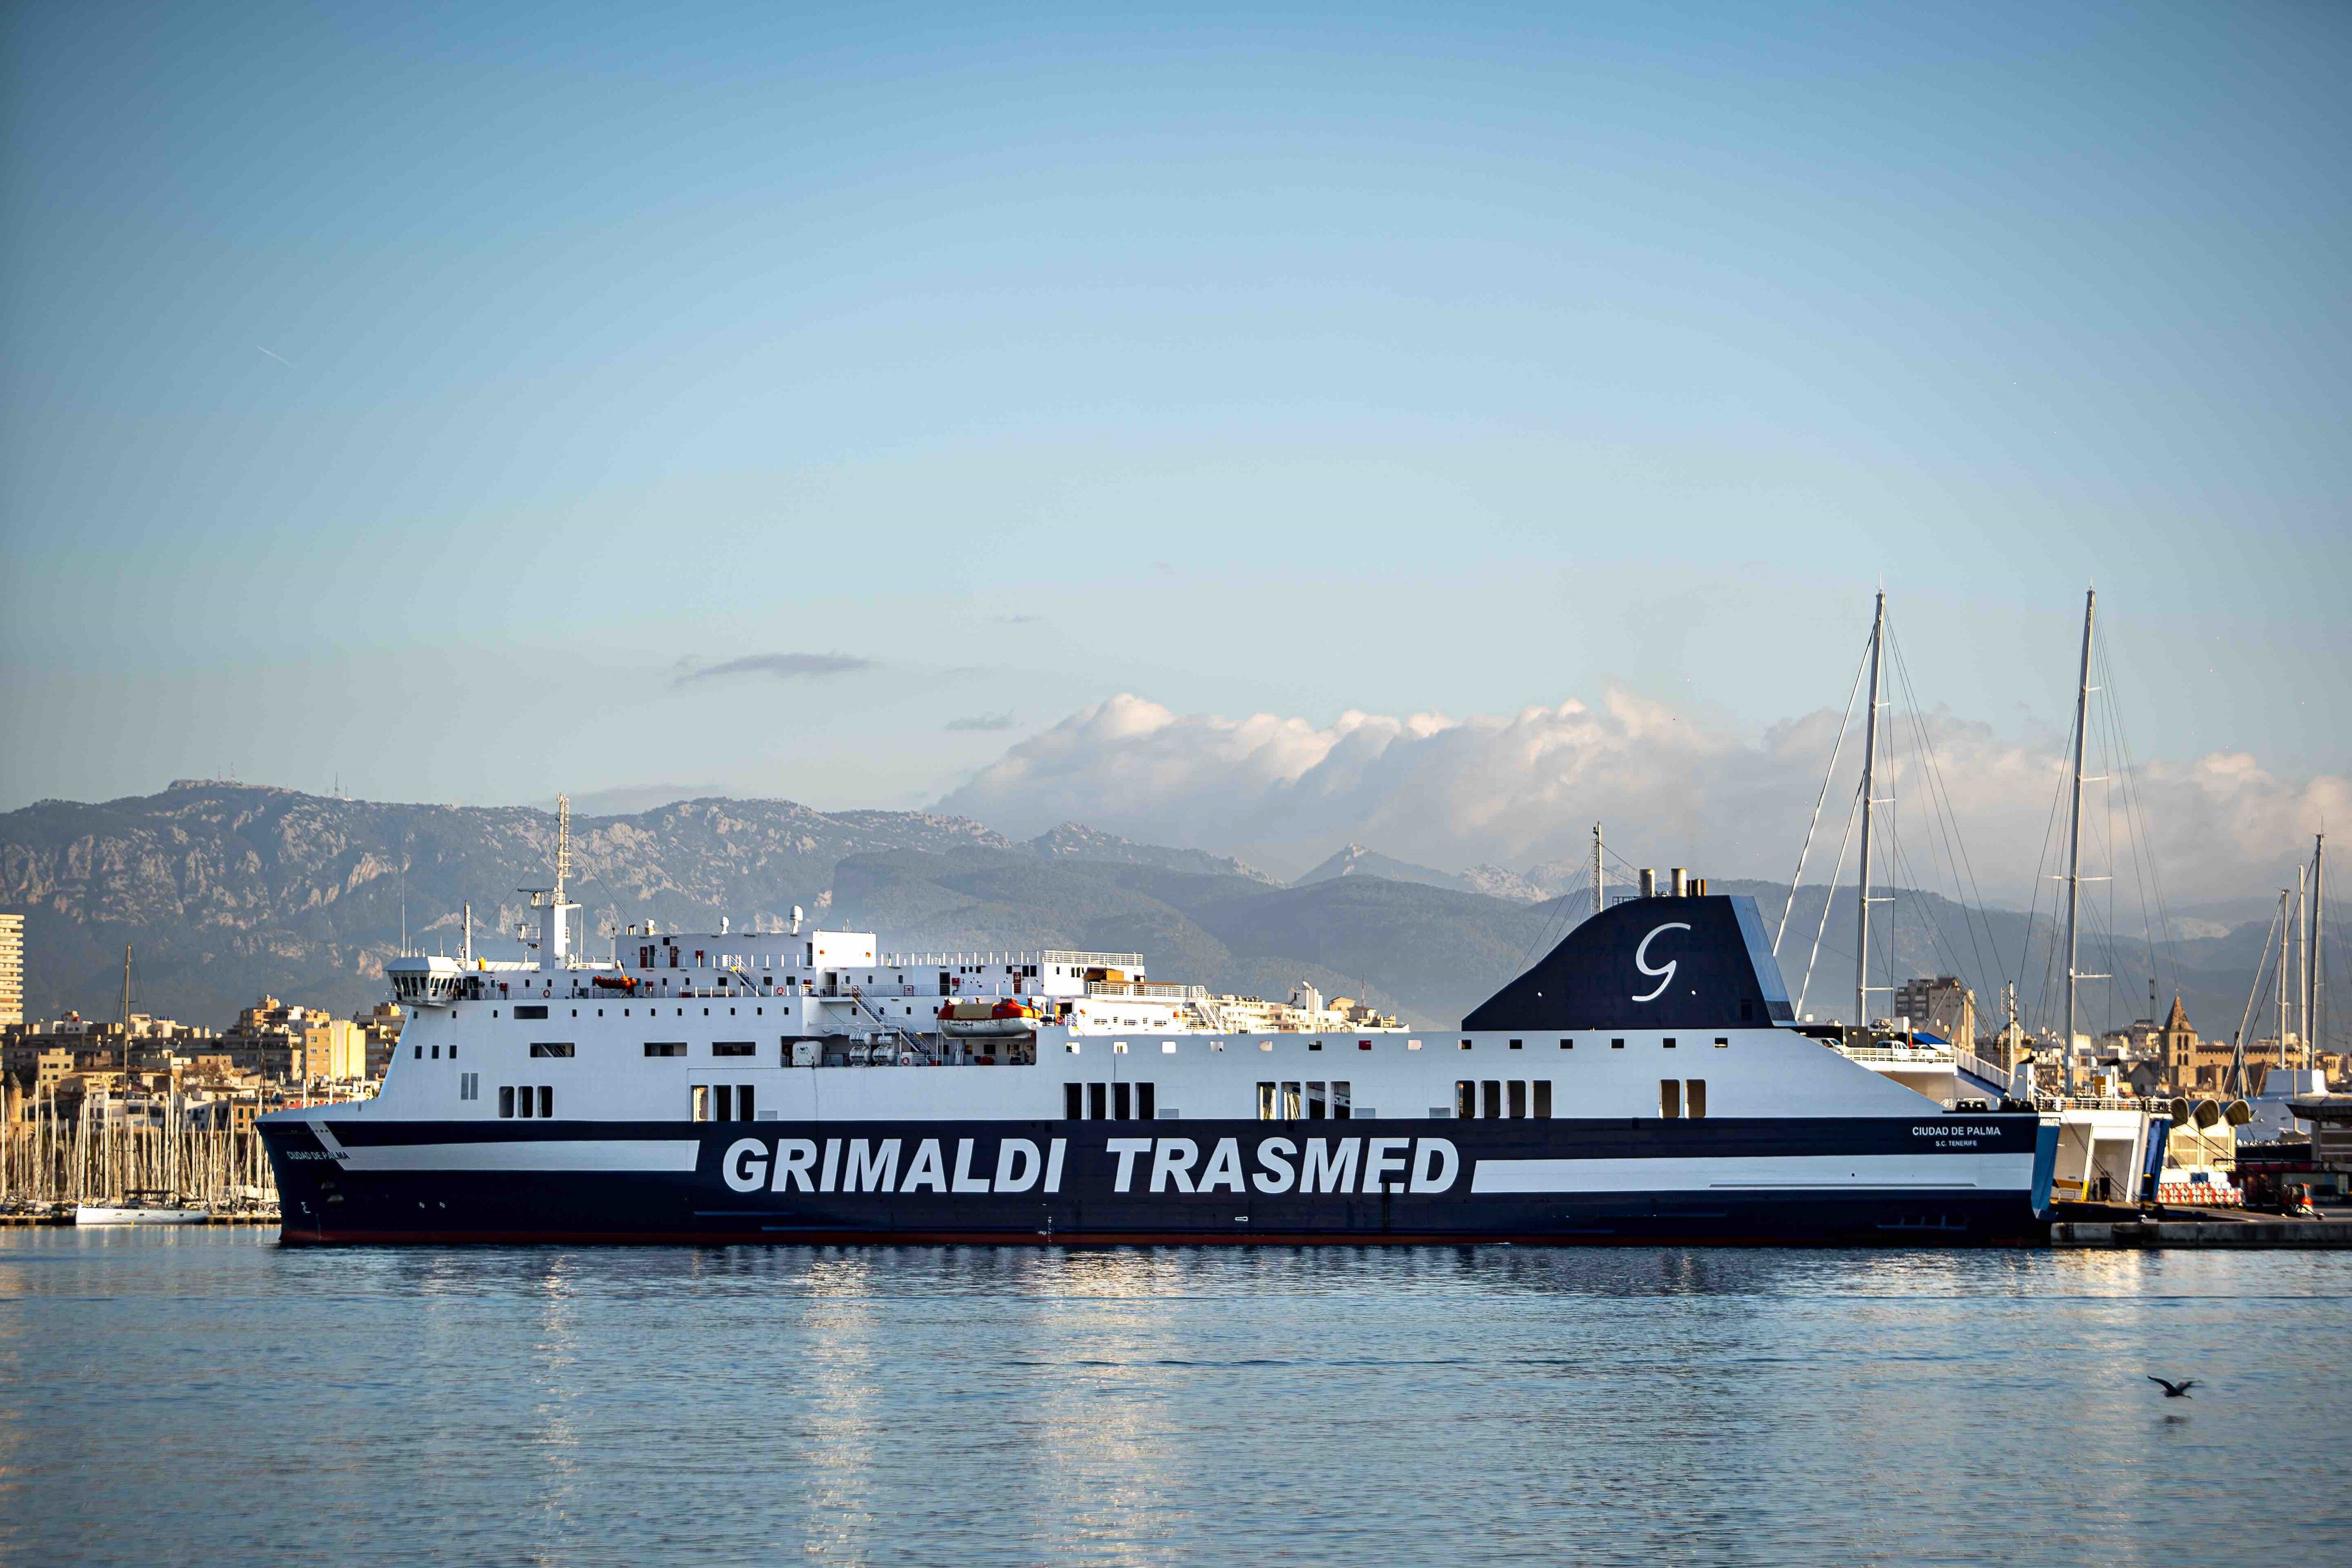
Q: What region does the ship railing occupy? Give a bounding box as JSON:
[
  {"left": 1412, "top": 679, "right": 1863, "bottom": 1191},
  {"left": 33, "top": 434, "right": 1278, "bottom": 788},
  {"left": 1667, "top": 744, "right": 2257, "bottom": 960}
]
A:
[
  {"left": 1087, "top": 982, "right": 1207, "bottom": 999},
  {"left": 1836, "top": 1043, "right": 1956, "bottom": 1064}
]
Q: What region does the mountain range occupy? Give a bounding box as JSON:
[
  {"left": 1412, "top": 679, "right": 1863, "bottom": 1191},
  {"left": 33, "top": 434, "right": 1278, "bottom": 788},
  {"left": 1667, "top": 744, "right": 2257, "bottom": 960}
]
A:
[{"left": 1, "top": 781, "right": 2325, "bottom": 1049}]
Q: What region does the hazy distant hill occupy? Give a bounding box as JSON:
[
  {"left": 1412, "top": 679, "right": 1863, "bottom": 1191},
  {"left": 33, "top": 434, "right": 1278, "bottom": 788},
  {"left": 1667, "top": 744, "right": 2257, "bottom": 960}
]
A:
[
  {"left": 1295, "top": 844, "right": 1478, "bottom": 894},
  {"left": 1, "top": 784, "right": 2314, "bottom": 1043}
]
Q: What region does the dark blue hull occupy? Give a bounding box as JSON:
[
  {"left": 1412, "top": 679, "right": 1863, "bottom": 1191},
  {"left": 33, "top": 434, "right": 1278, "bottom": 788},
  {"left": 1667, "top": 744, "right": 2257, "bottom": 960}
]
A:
[{"left": 263, "top": 1115, "right": 2050, "bottom": 1247}]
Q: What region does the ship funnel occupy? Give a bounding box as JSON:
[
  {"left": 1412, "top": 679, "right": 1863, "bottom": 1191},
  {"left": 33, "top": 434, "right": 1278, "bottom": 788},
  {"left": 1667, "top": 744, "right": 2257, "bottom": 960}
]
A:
[
  {"left": 1639, "top": 868, "right": 1656, "bottom": 898},
  {"left": 791, "top": 905, "right": 804, "bottom": 936},
  {"left": 1669, "top": 868, "right": 1687, "bottom": 898}
]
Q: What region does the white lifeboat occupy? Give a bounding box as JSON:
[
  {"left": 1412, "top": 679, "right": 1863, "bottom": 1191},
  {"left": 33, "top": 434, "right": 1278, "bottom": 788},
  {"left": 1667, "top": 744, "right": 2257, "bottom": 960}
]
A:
[{"left": 937, "top": 998, "right": 1043, "bottom": 1038}]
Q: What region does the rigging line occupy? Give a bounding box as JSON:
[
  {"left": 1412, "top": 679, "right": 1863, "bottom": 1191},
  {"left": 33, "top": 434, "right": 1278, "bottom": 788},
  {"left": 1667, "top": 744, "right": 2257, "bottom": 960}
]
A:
[
  {"left": 1882, "top": 626, "right": 2003, "bottom": 996},
  {"left": 1776, "top": 619, "right": 1874, "bottom": 956},
  {"left": 2024, "top": 683, "right": 2082, "bottom": 1033},
  {"left": 2234, "top": 896, "right": 2284, "bottom": 1079},
  {"left": 2093, "top": 661, "right": 2154, "bottom": 1004},
  {"left": 1796, "top": 777, "right": 1866, "bottom": 1021},
  {"left": 2095, "top": 634, "right": 2179, "bottom": 1006}
]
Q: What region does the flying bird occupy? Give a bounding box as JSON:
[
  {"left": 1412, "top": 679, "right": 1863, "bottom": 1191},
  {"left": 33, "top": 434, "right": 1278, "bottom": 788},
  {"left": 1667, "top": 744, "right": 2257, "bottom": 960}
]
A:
[{"left": 2147, "top": 1376, "right": 2195, "bottom": 1398}]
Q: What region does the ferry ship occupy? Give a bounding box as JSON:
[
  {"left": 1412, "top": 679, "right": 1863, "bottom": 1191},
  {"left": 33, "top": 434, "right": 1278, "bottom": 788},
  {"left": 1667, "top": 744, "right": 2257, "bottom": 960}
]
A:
[{"left": 260, "top": 839, "right": 2059, "bottom": 1245}]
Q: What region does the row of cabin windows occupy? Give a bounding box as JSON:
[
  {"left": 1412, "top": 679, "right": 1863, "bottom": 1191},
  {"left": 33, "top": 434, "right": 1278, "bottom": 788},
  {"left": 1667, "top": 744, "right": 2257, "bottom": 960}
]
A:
[
  {"left": 1456, "top": 1080, "right": 1552, "bottom": 1119},
  {"left": 692, "top": 1084, "right": 756, "bottom": 1122},
  {"left": 499, "top": 1085, "right": 554, "bottom": 1118},
  {"left": 1255, "top": 1081, "right": 1354, "bottom": 1120},
  {"left": 1459, "top": 1037, "right": 1731, "bottom": 1050},
  {"left": 1063, "top": 1082, "right": 1156, "bottom": 1120}
]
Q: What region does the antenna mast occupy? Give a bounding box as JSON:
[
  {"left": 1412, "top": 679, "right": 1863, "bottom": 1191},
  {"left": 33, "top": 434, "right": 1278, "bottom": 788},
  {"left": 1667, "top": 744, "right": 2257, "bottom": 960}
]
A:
[
  {"left": 1590, "top": 823, "right": 1604, "bottom": 924},
  {"left": 555, "top": 793, "right": 572, "bottom": 906},
  {"left": 2062, "top": 586, "right": 2097, "bottom": 1055},
  {"left": 1854, "top": 590, "right": 1886, "bottom": 1029}
]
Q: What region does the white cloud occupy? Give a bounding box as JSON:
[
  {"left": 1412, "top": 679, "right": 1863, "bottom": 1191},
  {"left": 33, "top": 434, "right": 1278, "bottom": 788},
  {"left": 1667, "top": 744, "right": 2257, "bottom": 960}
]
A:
[{"left": 938, "top": 693, "right": 2347, "bottom": 901}]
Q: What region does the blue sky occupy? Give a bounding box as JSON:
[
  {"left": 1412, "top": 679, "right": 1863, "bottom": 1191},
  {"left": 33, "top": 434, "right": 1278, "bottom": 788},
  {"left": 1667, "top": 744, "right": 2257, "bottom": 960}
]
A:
[{"left": 3, "top": 2, "right": 2347, "bottom": 869}]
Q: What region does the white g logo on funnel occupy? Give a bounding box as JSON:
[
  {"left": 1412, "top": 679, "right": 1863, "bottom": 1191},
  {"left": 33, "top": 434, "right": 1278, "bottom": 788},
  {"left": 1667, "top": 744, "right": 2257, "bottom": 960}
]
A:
[{"left": 1632, "top": 922, "right": 1692, "bottom": 1003}]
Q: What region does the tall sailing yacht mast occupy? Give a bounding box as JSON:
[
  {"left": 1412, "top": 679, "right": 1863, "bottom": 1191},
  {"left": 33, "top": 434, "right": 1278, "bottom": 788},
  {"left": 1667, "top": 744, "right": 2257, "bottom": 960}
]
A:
[
  {"left": 2313, "top": 833, "right": 2327, "bottom": 1071},
  {"left": 1854, "top": 591, "right": 1886, "bottom": 1028},
  {"left": 2060, "top": 587, "right": 2106, "bottom": 1055}
]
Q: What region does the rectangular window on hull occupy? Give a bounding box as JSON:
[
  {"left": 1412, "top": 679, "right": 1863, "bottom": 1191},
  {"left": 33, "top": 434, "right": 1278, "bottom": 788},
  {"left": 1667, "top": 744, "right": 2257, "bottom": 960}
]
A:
[
  {"left": 1660, "top": 1080, "right": 1682, "bottom": 1119},
  {"left": 1331, "top": 1081, "right": 1351, "bottom": 1120},
  {"left": 713, "top": 1041, "right": 755, "bottom": 1057},
  {"left": 514, "top": 1006, "right": 548, "bottom": 1021},
  {"left": 538, "top": 1085, "right": 553, "bottom": 1119},
  {"left": 1282, "top": 1082, "right": 1302, "bottom": 1120},
  {"left": 1066, "top": 1083, "right": 1083, "bottom": 1120},
  {"left": 1137, "top": 1082, "right": 1156, "bottom": 1121},
  {"left": 1534, "top": 1080, "right": 1552, "bottom": 1119},
  {"left": 1686, "top": 1079, "right": 1707, "bottom": 1119},
  {"left": 529, "top": 1042, "right": 574, "bottom": 1058},
  {"left": 1455, "top": 1080, "right": 1474, "bottom": 1119},
  {"left": 1481, "top": 1081, "right": 1502, "bottom": 1119},
  {"left": 1257, "top": 1082, "right": 1277, "bottom": 1120},
  {"left": 645, "top": 1042, "right": 686, "bottom": 1058},
  {"left": 737, "top": 1084, "right": 754, "bottom": 1122},
  {"left": 714, "top": 1085, "right": 733, "bottom": 1122},
  {"left": 1113, "top": 1083, "right": 1133, "bottom": 1121},
  {"left": 1089, "top": 1082, "right": 1107, "bottom": 1120},
  {"left": 1306, "top": 1082, "right": 1327, "bottom": 1120},
  {"left": 1507, "top": 1081, "right": 1527, "bottom": 1119},
  {"left": 692, "top": 1085, "right": 710, "bottom": 1122},
  {"left": 499, "top": 1085, "right": 514, "bottom": 1117}
]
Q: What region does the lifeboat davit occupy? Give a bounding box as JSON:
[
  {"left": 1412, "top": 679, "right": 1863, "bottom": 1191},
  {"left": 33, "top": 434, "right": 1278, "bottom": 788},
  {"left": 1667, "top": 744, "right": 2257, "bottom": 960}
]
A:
[{"left": 937, "top": 998, "right": 1043, "bottom": 1038}]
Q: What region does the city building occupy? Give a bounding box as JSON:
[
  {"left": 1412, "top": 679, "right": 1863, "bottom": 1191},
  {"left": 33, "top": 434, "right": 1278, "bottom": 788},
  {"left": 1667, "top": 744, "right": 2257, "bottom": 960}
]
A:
[
  {"left": 1892, "top": 975, "right": 1975, "bottom": 1051},
  {"left": 0, "top": 912, "right": 21, "bottom": 1028}
]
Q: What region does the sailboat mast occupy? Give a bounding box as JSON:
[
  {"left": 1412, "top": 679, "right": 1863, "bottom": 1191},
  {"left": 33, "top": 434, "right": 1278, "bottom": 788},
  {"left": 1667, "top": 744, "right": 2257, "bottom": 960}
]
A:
[
  {"left": 2062, "top": 587, "right": 2096, "bottom": 1056},
  {"left": 119, "top": 942, "right": 133, "bottom": 1119},
  {"left": 2315, "top": 833, "right": 2328, "bottom": 1069},
  {"left": 2296, "top": 863, "right": 2309, "bottom": 1065},
  {"left": 2279, "top": 886, "right": 2292, "bottom": 1073},
  {"left": 1855, "top": 591, "right": 1885, "bottom": 1029}
]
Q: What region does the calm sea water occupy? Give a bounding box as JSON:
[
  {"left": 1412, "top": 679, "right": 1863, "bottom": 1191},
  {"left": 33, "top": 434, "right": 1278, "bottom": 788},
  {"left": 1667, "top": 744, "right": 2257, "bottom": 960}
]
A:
[{"left": 2, "top": 1231, "right": 2347, "bottom": 1566}]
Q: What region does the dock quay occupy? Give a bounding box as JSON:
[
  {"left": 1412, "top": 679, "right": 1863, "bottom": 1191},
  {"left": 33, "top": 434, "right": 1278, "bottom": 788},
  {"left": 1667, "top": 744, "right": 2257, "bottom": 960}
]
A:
[{"left": 2051, "top": 1207, "right": 2352, "bottom": 1249}]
